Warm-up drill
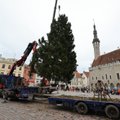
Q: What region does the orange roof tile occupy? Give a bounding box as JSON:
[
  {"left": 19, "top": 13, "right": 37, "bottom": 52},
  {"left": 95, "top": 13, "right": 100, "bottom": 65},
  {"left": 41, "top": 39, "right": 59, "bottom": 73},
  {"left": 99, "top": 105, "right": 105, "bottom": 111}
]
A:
[
  {"left": 83, "top": 71, "right": 89, "bottom": 78},
  {"left": 73, "top": 71, "right": 81, "bottom": 78},
  {"left": 92, "top": 49, "right": 120, "bottom": 67}
]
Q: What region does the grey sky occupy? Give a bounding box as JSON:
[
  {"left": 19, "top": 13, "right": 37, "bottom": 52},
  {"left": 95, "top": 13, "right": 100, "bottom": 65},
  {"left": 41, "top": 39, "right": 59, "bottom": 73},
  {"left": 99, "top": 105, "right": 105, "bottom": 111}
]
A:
[{"left": 0, "top": 0, "right": 120, "bottom": 72}]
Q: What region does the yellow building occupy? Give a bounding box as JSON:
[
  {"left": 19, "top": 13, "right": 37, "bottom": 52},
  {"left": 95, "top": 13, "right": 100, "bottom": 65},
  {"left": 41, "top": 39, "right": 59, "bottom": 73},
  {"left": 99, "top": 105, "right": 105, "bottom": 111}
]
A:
[{"left": 0, "top": 57, "right": 24, "bottom": 77}]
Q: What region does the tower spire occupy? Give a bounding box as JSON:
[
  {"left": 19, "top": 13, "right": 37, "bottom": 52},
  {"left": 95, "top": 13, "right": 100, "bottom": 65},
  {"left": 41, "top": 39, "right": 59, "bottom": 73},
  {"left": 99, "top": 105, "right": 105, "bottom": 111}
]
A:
[
  {"left": 93, "top": 23, "right": 99, "bottom": 43},
  {"left": 93, "top": 23, "right": 97, "bottom": 39},
  {"left": 92, "top": 23, "right": 100, "bottom": 59}
]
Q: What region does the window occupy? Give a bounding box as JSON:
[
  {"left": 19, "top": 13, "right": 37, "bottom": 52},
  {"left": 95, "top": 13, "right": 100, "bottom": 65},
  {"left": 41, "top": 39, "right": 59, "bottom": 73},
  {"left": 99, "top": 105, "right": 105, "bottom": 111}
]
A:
[
  {"left": 18, "top": 74, "right": 21, "bottom": 77},
  {"left": 116, "top": 73, "right": 120, "bottom": 80},
  {"left": 105, "top": 74, "right": 107, "bottom": 79},
  {"left": 1, "top": 72, "right": 4, "bottom": 75},
  {"left": 92, "top": 77, "right": 94, "bottom": 80},
  {"left": 19, "top": 67, "right": 22, "bottom": 70},
  {"left": 2, "top": 64, "right": 5, "bottom": 69},
  {"left": 96, "top": 77, "right": 97, "bottom": 80},
  {"left": 110, "top": 75, "right": 112, "bottom": 79},
  {"left": 102, "top": 76, "right": 104, "bottom": 80},
  {"left": 8, "top": 65, "right": 11, "bottom": 69}
]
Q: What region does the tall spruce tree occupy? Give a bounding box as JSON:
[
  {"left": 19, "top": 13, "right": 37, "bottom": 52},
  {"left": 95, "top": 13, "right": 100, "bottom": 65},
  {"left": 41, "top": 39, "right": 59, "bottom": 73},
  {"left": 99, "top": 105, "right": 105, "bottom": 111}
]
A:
[{"left": 30, "top": 14, "right": 77, "bottom": 83}]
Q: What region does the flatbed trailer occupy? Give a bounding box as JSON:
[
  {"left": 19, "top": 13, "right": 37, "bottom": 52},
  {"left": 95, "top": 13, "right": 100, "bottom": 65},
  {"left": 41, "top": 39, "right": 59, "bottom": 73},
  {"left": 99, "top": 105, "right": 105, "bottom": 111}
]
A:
[{"left": 48, "top": 96, "right": 120, "bottom": 119}]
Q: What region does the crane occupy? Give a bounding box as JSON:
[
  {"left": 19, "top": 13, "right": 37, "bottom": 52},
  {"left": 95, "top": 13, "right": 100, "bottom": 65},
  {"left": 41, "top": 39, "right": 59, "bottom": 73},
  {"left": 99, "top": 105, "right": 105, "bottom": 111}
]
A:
[
  {"left": 9, "top": 41, "right": 37, "bottom": 75},
  {"left": 52, "top": 0, "right": 58, "bottom": 23}
]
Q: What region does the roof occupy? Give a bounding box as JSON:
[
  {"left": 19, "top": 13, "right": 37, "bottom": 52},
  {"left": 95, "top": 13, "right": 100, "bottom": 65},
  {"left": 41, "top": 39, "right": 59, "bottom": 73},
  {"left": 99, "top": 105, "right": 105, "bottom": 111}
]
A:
[
  {"left": 73, "top": 71, "right": 81, "bottom": 78},
  {"left": 92, "top": 48, "right": 120, "bottom": 67},
  {"left": 83, "top": 71, "right": 89, "bottom": 78}
]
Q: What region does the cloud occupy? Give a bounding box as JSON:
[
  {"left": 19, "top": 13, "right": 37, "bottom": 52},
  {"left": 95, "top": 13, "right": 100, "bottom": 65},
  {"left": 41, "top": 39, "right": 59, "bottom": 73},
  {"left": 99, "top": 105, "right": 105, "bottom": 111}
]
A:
[{"left": 0, "top": 0, "right": 120, "bottom": 72}]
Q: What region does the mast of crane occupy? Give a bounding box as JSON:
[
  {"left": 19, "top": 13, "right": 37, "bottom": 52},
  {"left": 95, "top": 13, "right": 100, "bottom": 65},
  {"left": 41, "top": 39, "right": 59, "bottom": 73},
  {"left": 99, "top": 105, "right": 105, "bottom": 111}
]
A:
[{"left": 52, "top": 0, "right": 58, "bottom": 23}]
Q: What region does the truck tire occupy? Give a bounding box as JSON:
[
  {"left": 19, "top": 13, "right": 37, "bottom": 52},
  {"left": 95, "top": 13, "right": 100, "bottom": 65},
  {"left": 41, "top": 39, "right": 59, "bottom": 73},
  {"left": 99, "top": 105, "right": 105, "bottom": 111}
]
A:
[
  {"left": 76, "top": 102, "right": 88, "bottom": 114},
  {"left": 105, "top": 105, "right": 120, "bottom": 119},
  {"left": 2, "top": 91, "right": 8, "bottom": 100},
  {"left": 2, "top": 94, "right": 6, "bottom": 99},
  {"left": 28, "top": 94, "right": 34, "bottom": 100},
  {"left": 32, "top": 95, "right": 35, "bottom": 100},
  {"left": 7, "top": 97, "right": 12, "bottom": 101}
]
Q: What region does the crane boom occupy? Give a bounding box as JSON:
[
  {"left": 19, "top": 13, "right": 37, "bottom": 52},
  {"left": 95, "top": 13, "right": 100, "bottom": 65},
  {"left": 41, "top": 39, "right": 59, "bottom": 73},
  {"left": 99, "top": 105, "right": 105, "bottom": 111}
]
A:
[
  {"left": 9, "top": 41, "right": 37, "bottom": 75},
  {"left": 52, "top": 0, "right": 58, "bottom": 23}
]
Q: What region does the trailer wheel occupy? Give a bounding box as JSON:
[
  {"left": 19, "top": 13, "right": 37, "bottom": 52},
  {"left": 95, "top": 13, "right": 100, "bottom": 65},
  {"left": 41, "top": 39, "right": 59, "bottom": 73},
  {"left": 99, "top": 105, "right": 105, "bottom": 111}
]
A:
[
  {"left": 76, "top": 102, "right": 88, "bottom": 114},
  {"left": 2, "top": 94, "right": 6, "bottom": 99},
  {"left": 32, "top": 95, "right": 35, "bottom": 100},
  {"left": 105, "top": 105, "right": 120, "bottom": 119}
]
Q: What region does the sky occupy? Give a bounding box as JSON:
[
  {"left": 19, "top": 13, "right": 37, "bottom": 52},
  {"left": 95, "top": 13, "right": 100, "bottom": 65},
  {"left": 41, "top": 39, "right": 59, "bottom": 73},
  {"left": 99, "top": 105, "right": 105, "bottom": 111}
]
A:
[{"left": 0, "top": 0, "right": 120, "bottom": 72}]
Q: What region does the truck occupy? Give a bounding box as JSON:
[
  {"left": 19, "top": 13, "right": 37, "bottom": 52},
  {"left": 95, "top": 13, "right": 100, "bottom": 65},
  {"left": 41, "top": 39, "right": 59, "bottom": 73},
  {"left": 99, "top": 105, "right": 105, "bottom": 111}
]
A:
[
  {"left": 48, "top": 81, "right": 120, "bottom": 119},
  {"left": 48, "top": 95, "right": 120, "bottom": 119},
  {"left": 0, "top": 41, "right": 57, "bottom": 100},
  {"left": 0, "top": 74, "right": 39, "bottom": 100},
  {"left": 0, "top": 41, "right": 39, "bottom": 100}
]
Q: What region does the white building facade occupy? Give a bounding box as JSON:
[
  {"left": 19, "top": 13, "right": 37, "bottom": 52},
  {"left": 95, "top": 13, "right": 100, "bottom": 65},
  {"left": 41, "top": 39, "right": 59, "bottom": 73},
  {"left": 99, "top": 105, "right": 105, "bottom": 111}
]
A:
[
  {"left": 89, "top": 24, "right": 120, "bottom": 90},
  {"left": 71, "top": 71, "right": 89, "bottom": 89},
  {"left": 81, "top": 71, "right": 89, "bottom": 88}
]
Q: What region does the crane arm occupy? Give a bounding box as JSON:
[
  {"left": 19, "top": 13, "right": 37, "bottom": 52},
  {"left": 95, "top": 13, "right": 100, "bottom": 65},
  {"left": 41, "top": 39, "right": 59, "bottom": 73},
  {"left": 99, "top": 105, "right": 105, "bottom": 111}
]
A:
[{"left": 9, "top": 41, "right": 37, "bottom": 75}]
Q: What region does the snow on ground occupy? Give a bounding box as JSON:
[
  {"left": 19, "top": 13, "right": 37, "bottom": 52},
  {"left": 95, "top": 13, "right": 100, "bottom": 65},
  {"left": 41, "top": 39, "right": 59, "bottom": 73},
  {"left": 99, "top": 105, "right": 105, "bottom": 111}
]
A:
[{"left": 52, "top": 90, "right": 120, "bottom": 100}]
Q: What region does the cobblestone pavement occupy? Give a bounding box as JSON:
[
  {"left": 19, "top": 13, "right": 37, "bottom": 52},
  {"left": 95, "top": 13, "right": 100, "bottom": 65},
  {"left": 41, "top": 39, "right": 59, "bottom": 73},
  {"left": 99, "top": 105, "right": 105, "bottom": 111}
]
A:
[{"left": 0, "top": 98, "right": 111, "bottom": 120}]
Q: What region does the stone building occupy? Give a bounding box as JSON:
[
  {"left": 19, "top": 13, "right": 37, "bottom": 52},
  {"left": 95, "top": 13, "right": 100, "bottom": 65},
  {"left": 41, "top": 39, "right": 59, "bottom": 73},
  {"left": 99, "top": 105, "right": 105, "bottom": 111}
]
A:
[
  {"left": 71, "top": 71, "right": 82, "bottom": 88},
  {"left": 0, "top": 56, "right": 24, "bottom": 77},
  {"left": 71, "top": 71, "right": 89, "bottom": 88},
  {"left": 89, "top": 24, "right": 120, "bottom": 90},
  {"left": 0, "top": 56, "right": 36, "bottom": 86},
  {"left": 81, "top": 71, "right": 89, "bottom": 88}
]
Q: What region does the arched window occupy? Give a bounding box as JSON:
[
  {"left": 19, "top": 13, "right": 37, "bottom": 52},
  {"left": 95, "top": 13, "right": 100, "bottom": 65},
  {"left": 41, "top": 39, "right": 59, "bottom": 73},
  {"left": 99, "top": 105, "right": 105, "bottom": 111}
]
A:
[{"left": 2, "top": 64, "right": 5, "bottom": 69}]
